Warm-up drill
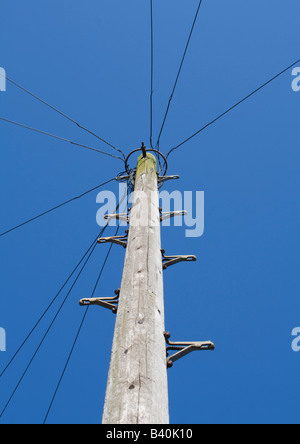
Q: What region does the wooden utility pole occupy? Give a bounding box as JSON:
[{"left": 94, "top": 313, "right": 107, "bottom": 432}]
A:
[
  {"left": 102, "top": 152, "right": 169, "bottom": 424},
  {"left": 79, "top": 147, "right": 215, "bottom": 423}
]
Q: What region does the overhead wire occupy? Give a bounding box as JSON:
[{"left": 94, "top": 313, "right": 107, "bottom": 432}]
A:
[
  {"left": 0, "top": 117, "right": 124, "bottom": 161},
  {"left": 0, "top": 188, "right": 129, "bottom": 420},
  {"left": 43, "top": 306, "right": 89, "bottom": 425},
  {"left": 0, "top": 238, "right": 98, "bottom": 419},
  {"left": 43, "top": 209, "right": 126, "bottom": 424},
  {"left": 0, "top": 177, "right": 116, "bottom": 238},
  {"left": 0, "top": 71, "right": 125, "bottom": 160},
  {"left": 0, "top": 233, "right": 99, "bottom": 380},
  {"left": 166, "top": 57, "right": 300, "bottom": 159},
  {"left": 155, "top": 0, "right": 204, "bottom": 151}
]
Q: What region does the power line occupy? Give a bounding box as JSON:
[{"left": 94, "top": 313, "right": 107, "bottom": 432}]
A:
[
  {"left": 0, "top": 237, "right": 99, "bottom": 419},
  {"left": 166, "top": 57, "right": 300, "bottom": 159},
  {"left": 43, "top": 222, "right": 122, "bottom": 424},
  {"left": 0, "top": 71, "right": 125, "bottom": 159},
  {"left": 0, "top": 189, "right": 128, "bottom": 380},
  {"left": 0, "top": 117, "right": 124, "bottom": 161},
  {"left": 156, "top": 0, "right": 204, "bottom": 150},
  {"left": 43, "top": 306, "right": 89, "bottom": 425},
  {"left": 150, "top": 0, "right": 154, "bottom": 149},
  {"left": 0, "top": 190, "right": 129, "bottom": 419},
  {"left": 0, "top": 232, "right": 100, "bottom": 380},
  {"left": 0, "top": 177, "right": 116, "bottom": 238}
]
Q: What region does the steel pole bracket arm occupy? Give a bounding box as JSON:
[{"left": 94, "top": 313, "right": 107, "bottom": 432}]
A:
[
  {"left": 97, "top": 231, "right": 129, "bottom": 248},
  {"left": 160, "top": 210, "right": 187, "bottom": 222},
  {"left": 161, "top": 249, "right": 196, "bottom": 270},
  {"left": 116, "top": 171, "right": 135, "bottom": 186},
  {"left": 79, "top": 289, "right": 120, "bottom": 314},
  {"left": 164, "top": 332, "right": 215, "bottom": 368},
  {"left": 104, "top": 213, "right": 130, "bottom": 224},
  {"left": 158, "top": 175, "right": 180, "bottom": 185}
]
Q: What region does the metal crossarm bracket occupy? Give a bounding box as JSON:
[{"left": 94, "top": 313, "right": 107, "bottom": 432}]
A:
[
  {"left": 161, "top": 249, "right": 196, "bottom": 270},
  {"left": 104, "top": 212, "right": 130, "bottom": 223},
  {"left": 97, "top": 231, "right": 129, "bottom": 248},
  {"left": 158, "top": 175, "right": 180, "bottom": 184},
  {"left": 164, "top": 332, "right": 215, "bottom": 368},
  {"left": 160, "top": 210, "right": 187, "bottom": 222},
  {"left": 79, "top": 289, "right": 120, "bottom": 314},
  {"left": 116, "top": 175, "right": 131, "bottom": 182},
  {"left": 116, "top": 171, "right": 135, "bottom": 186}
]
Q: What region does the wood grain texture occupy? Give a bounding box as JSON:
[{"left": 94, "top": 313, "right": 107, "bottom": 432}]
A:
[{"left": 102, "top": 154, "right": 169, "bottom": 424}]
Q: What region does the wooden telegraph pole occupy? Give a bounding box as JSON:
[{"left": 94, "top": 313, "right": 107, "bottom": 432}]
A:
[
  {"left": 80, "top": 146, "right": 214, "bottom": 424},
  {"left": 102, "top": 151, "right": 169, "bottom": 424}
]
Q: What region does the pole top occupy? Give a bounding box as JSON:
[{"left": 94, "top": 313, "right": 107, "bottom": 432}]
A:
[
  {"left": 136, "top": 150, "right": 157, "bottom": 182},
  {"left": 124, "top": 146, "right": 168, "bottom": 177}
]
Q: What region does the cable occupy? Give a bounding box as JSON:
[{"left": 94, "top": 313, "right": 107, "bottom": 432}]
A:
[
  {"left": 0, "top": 190, "right": 129, "bottom": 419},
  {"left": 166, "top": 57, "right": 300, "bottom": 159},
  {"left": 150, "top": 0, "right": 154, "bottom": 149},
  {"left": 43, "top": 306, "right": 89, "bottom": 425},
  {"left": 0, "top": 71, "right": 125, "bottom": 159},
  {"left": 155, "top": 0, "right": 204, "bottom": 150},
  {"left": 0, "top": 188, "right": 127, "bottom": 379},
  {"left": 0, "top": 232, "right": 99, "bottom": 379},
  {"left": 0, "top": 189, "right": 128, "bottom": 380},
  {"left": 43, "top": 222, "right": 123, "bottom": 424},
  {"left": 0, "top": 177, "right": 115, "bottom": 238},
  {"left": 0, "top": 240, "right": 97, "bottom": 379},
  {"left": 0, "top": 238, "right": 99, "bottom": 419},
  {"left": 0, "top": 117, "right": 124, "bottom": 161}
]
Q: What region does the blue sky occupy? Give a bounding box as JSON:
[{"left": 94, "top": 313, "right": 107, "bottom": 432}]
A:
[{"left": 1, "top": 0, "right": 300, "bottom": 424}]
